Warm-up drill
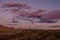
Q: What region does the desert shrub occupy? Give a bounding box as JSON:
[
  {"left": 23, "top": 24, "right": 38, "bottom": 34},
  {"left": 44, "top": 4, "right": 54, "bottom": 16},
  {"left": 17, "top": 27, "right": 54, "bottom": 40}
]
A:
[
  {"left": 54, "top": 32, "right": 60, "bottom": 38},
  {"left": 0, "top": 29, "right": 60, "bottom": 40}
]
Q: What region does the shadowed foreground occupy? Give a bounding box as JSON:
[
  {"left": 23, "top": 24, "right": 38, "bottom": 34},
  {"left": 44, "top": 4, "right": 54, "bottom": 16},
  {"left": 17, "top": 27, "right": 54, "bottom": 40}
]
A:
[{"left": 0, "top": 25, "right": 60, "bottom": 40}]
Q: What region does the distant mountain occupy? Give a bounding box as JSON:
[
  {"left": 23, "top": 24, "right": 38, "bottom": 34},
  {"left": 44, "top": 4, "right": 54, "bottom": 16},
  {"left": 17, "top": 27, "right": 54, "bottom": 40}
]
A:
[
  {"left": 42, "top": 10, "right": 60, "bottom": 19},
  {"left": 0, "top": 25, "right": 14, "bottom": 30}
]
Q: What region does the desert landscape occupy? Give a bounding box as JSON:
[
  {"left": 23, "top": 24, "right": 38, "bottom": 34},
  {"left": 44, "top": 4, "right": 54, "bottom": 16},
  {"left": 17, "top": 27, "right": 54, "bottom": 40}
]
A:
[
  {"left": 0, "top": 0, "right": 60, "bottom": 40},
  {"left": 0, "top": 25, "right": 60, "bottom": 40}
]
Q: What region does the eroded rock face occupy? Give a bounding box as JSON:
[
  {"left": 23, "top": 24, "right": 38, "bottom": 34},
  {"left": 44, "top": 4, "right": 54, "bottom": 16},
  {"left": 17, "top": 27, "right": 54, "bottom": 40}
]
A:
[{"left": 42, "top": 10, "right": 60, "bottom": 19}]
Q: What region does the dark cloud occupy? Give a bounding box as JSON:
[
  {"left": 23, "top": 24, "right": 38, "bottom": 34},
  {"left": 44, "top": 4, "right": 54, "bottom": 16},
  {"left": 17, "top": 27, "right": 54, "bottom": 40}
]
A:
[
  {"left": 2, "top": 2, "right": 31, "bottom": 9},
  {"left": 42, "top": 10, "right": 60, "bottom": 19}
]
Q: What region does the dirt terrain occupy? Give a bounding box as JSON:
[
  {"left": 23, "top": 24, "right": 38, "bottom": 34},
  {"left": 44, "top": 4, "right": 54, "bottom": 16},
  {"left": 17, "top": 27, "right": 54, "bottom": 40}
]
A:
[{"left": 0, "top": 25, "right": 60, "bottom": 40}]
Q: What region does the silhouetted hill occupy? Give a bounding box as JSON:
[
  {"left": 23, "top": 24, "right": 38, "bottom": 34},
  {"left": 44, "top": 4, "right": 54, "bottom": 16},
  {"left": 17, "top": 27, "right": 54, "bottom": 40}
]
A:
[{"left": 0, "top": 25, "right": 14, "bottom": 30}]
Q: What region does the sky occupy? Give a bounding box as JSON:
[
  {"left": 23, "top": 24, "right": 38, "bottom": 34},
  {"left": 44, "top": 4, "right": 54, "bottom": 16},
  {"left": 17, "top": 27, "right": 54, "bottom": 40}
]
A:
[{"left": 0, "top": 0, "right": 60, "bottom": 10}]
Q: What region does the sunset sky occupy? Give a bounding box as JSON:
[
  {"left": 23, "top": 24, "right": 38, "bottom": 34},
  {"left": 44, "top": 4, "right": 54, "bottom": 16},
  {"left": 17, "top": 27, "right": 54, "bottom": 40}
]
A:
[{"left": 0, "top": 0, "right": 60, "bottom": 10}]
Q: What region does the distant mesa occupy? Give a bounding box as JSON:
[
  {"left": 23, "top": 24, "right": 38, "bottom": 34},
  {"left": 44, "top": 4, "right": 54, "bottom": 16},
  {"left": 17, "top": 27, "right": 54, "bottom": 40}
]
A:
[
  {"left": 42, "top": 10, "right": 60, "bottom": 19},
  {"left": 0, "top": 25, "right": 5, "bottom": 27},
  {"left": 0, "top": 25, "right": 14, "bottom": 30}
]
